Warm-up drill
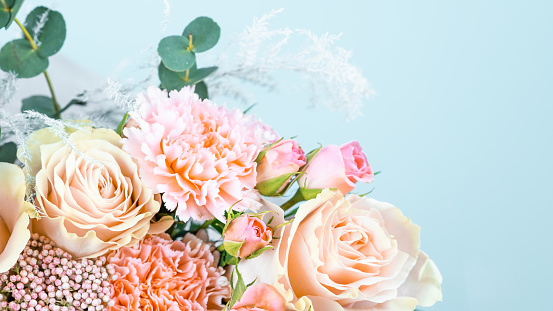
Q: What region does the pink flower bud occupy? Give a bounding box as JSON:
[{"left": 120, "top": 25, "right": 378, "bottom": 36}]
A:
[
  {"left": 223, "top": 215, "right": 273, "bottom": 258},
  {"left": 231, "top": 283, "right": 285, "bottom": 311},
  {"left": 298, "top": 141, "right": 373, "bottom": 196},
  {"left": 257, "top": 139, "right": 306, "bottom": 183}
]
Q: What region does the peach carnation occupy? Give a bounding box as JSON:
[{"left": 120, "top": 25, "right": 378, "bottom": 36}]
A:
[
  {"left": 123, "top": 86, "right": 276, "bottom": 221},
  {"left": 109, "top": 233, "right": 231, "bottom": 311}
]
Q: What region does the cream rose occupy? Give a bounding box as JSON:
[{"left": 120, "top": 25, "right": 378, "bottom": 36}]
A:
[
  {"left": 0, "top": 163, "right": 32, "bottom": 273},
  {"left": 20, "top": 126, "right": 172, "bottom": 259},
  {"left": 241, "top": 190, "right": 442, "bottom": 311},
  {"left": 279, "top": 190, "right": 442, "bottom": 311}
]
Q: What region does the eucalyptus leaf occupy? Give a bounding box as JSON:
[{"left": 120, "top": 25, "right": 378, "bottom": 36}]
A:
[
  {"left": 0, "top": 142, "right": 17, "bottom": 163},
  {"left": 158, "top": 35, "right": 195, "bottom": 72},
  {"left": 182, "top": 16, "right": 221, "bottom": 53},
  {"left": 187, "top": 66, "right": 217, "bottom": 85},
  {"left": 194, "top": 81, "right": 208, "bottom": 99},
  {"left": 21, "top": 95, "right": 57, "bottom": 117},
  {"left": 158, "top": 62, "right": 186, "bottom": 91},
  {"left": 25, "top": 6, "right": 66, "bottom": 58},
  {"left": 0, "top": 39, "right": 48, "bottom": 78},
  {"left": 159, "top": 62, "right": 217, "bottom": 91},
  {"left": 0, "top": 0, "right": 24, "bottom": 29}
]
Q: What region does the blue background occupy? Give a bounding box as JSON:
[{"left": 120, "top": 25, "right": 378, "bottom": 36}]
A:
[{"left": 2, "top": 1, "right": 552, "bottom": 310}]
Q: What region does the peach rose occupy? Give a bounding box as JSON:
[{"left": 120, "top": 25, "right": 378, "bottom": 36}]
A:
[
  {"left": 298, "top": 141, "right": 373, "bottom": 196},
  {"left": 277, "top": 190, "right": 442, "bottom": 311},
  {"left": 20, "top": 126, "right": 172, "bottom": 259},
  {"left": 232, "top": 283, "right": 286, "bottom": 311},
  {"left": 224, "top": 214, "right": 273, "bottom": 258},
  {"left": 0, "top": 163, "right": 32, "bottom": 273}
]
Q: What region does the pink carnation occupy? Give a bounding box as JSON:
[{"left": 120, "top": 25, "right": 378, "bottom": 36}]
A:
[
  {"left": 123, "top": 86, "right": 276, "bottom": 221},
  {"left": 108, "top": 233, "right": 231, "bottom": 311}
]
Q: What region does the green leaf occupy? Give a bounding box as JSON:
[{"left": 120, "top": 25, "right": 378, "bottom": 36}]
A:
[
  {"left": 0, "top": 0, "right": 24, "bottom": 30},
  {"left": 183, "top": 16, "right": 221, "bottom": 53},
  {"left": 194, "top": 81, "right": 208, "bottom": 100},
  {"left": 223, "top": 240, "right": 244, "bottom": 258},
  {"left": 0, "top": 142, "right": 17, "bottom": 163},
  {"left": 255, "top": 138, "right": 284, "bottom": 164},
  {"left": 299, "top": 187, "right": 324, "bottom": 200},
  {"left": 116, "top": 112, "right": 130, "bottom": 136},
  {"left": 158, "top": 62, "right": 217, "bottom": 91},
  {"left": 25, "top": 6, "right": 66, "bottom": 58},
  {"left": 229, "top": 266, "right": 248, "bottom": 309},
  {"left": 0, "top": 39, "right": 48, "bottom": 78},
  {"left": 187, "top": 66, "right": 217, "bottom": 84},
  {"left": 256, "top": 172, "right": 300, "bottom": 197},
  {"left": 305, "top": 144, "right": 323, "bottom": 164},
  {"left": 21, "top": 95, "right": 57, "bottom": 117},
  {"left": 244, "top": 245, "right": 274, "bottom": 260},
  {"left": 158, "top": 35, "right": 196, "bottom": 72}
]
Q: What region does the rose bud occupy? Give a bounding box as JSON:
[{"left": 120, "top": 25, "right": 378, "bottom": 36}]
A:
[
  {"left": 298, "top": 141, "right": 373, "bottom": 199},
  {"left": 231, "top": 283, "right": 286, "bottom": 311},
  {"left": 256, "top": 139, "right": 306, "bottom": 196},
  {"left": 223, "top": 215, "right": 273, "bottom": 258}
]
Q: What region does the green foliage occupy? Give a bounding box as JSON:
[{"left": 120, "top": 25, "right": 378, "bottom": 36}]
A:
[
  {"left": 228, "top": 266, "right": 248, "bottom": 309},
  {"left": 157, "top": 16, "right": 220, "bottom": 97},
  {"left": 24, "top": 6, "right": 66, "bottom": 58},
  {"left": 182, "top": 16, "right": 220, "bottom": 53},
  {"left": 158, "top": 62, "right": 217, "bottom": 92},
  {"left": 0, "top": 39, "right": 48, "bottom": 78},
  {"left": 0, "top": 142, "right": 17, "bottom": 163},
  {"left": 21, "top": 95, "right": 57, "bottom": 118},
  {"left": 158, "top": 35, "right": 195, "bottom": 72},
  {"left": 194, "top": 81, "right": 208, "bottom": 100},
  {"left": 0, "top": 0, "right": 24, "bottom": 30},
  {"left": 116, "top": 113, "right": 130, "bottom": 136},
  {"left": 256, "top": 172, "right": 301, "bottom": 197},
  {"left": 223, "top": 240, "right": 244, "bottom": 258}
]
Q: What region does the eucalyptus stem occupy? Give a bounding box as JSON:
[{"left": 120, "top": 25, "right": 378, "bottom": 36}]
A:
[
  {"left": 13, "top": 17, "right": 60, "bottom": 113},
  {"left": 280, "top": 189, "right": 305, "bottom": 211},
  {"left": 43, "top": 71, "right": 60, "bottom": 111}
]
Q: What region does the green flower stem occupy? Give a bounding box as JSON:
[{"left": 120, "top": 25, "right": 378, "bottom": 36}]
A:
[
  {"left": 199, "top": 219, "right": 215, "bottom": 230},
  {"left": 216, "top": 244, "right": 225, "bottom": 253},
  {"left": 13, "top": 17, "right": 60, "bottom": 113},
  {"left": 280, "top": 189, "right": 305, "bottom": 211}
]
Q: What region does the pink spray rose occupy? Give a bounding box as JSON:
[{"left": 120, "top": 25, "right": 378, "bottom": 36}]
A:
[
  {"left": 224, "top": 214, "right": 273, "bottom": 258},
  {"left": 298, "top": 141, "right": 373, "bottom": 195},
  {"left": 232, "top": 283, "right": 286, "bottom": 311},
  {"left": 257, "top": 139, "right": 306, "bottom": 183},
  {"left": 122, "top": 86, "right": 277, "bottom": 221}
]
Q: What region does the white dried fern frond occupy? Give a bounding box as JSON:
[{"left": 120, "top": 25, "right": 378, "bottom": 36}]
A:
[{"left": 208, "top": 9, "right": 374, "bottom": 119}]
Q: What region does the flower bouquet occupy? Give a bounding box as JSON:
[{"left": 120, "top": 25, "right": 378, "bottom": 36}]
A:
[{"left": 0, "top": 2, "right": 442, "bottom": 311}]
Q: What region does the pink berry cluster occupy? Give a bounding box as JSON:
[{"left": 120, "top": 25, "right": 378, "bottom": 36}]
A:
[{"left": 0, "top": 233, "right": 116, "bottom": 311}]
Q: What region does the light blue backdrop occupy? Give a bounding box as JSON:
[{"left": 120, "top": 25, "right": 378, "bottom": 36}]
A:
[{"left": 3, "top": 1, "right": 552, "bottom": 310}]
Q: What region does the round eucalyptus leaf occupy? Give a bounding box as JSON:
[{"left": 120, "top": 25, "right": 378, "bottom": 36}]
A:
[
  {"left": 158, "top": 62, "right": 187, "bottom": 91},
  {"left": 194, "top": 81, "right": 208, "bottom": 100},
  {"left": 158, "top": 36, "right": 195, "bottom": 72},
  {"left": 0, "top": 39, "right": 48, "bottom": 78},
  {"left": 187, "top": 66, "right": 218, "bottom": 85},
  {"left": 182, "top": 16, "right": 220, "bottom": 53},
  {"left": 24, "top": 6, "right": 66, "bottom": 58},
  {"left": 0, "top": 0, "right": 24, "bottom": 29},
  {"left": 21, "top": 95, "right": 57, "bottom": 118}
]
